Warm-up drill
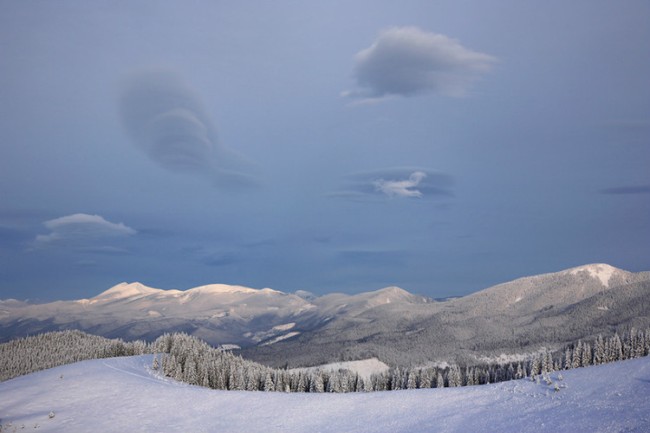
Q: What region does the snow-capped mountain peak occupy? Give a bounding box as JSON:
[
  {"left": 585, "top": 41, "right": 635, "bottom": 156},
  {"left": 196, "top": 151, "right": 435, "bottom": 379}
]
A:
[
  {"left": 565, "top": 263, "right": 622, "bottom": 287},
  {"left": 92, "top": 282, "right": 162, "bottom": 301},
  {"left": 185, "top": 284, "right": 260, "bottom": 296}
]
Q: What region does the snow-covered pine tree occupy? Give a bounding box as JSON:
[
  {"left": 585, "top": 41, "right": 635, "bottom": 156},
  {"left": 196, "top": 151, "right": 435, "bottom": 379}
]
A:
[
  {"left": 310, "top": 371, "right": 325, "bottom": 393},
  {"left": 515, "top": 363, "right": 525, "bottom": 379},
  {"left": 506, "top": 364, "right": 515, "bottom": 381},
  {"left": 610, "top": 334, "right": 623, "bottom": 362},
  {"left": 391, "top": 367, "right": 403, "bottom": 390},
  {"left": 594, "top": 335, "right": 605, "bottom": 365},
  {"left": 564, "top": 347, "right": 572, "bottom": 370},
  {"left": 296, "top": 372, "right": 307, "bottom": 392},
  {"left": 581, "top": 342, "right": 592, "bottom": 367},
  {"left": 572, "top": 341, "right": 583, "bottom": 369},
  {"left": 436, "top": 370, "right": 445, "bottom": 388},
  {"left": 263, "top": 371, "right": 274, "bottom": 392},
  {"left": 407, "top": 369, "right": 418, "bottom": 389},
  {"left": 152, "top": 354, "right": 159, "bottom": 371},
  {"left": 530, "top": 355, "right": 541, "bottom": 378},
  {"left": 448, "top": 365, "right": 462, "bottom": 387}
]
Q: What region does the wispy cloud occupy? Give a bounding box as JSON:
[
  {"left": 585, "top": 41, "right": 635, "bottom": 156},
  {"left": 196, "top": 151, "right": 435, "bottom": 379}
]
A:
[
  {"left": 34, "top": 213, "right": 136, "bottom": 248},
  {"left": 330, "top": 167, "right": 453, "bottom": 201},
  {"left": 119, "top": 69, "right": 258, "bottom": 187},
  {"left": 600, "top": 185, "right": 650, "bottom": 195},
  {"left": 343, "top": 27, "right": 496, "bottom": 102}
]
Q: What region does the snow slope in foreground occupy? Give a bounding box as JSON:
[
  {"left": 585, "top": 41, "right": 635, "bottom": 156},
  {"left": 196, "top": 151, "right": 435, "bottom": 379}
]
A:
[{"left": 1, "top": 355, "right": 649, "bottom": 433}]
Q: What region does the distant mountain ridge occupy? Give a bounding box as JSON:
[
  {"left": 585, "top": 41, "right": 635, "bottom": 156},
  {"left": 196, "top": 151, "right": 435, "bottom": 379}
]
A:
[{"left": 1, "top": 263, "right": 649, "bottom": 367}]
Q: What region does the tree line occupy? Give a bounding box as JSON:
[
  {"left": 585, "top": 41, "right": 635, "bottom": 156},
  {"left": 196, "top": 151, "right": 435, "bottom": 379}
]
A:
[
  {"left": 2, "top": 328, "right": 649, "bottom": 392},
  {"left": 0, "top": 330, "right": 149, "bottom": 382},
  {"left": 153, "top": 328, "right": 650, "bottom": 392}
]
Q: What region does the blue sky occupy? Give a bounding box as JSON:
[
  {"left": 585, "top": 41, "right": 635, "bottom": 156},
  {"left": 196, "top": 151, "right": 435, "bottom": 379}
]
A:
[{"left": 1, "top": 1, "right": 649, "bottom": 300}]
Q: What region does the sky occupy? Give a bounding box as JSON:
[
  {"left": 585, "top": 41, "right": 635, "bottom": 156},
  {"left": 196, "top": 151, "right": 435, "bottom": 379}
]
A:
[{"left": 1, "top": 1, "right": 649, "bottom": 301}]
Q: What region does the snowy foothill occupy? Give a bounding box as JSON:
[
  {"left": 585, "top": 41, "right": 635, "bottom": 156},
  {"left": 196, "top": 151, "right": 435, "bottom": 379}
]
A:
[
  {"left": 1, "top": 355, "right": 649, "bottom": 433},
  {"left": 288, "top": 357, "right": 390, "bottom": 381}
]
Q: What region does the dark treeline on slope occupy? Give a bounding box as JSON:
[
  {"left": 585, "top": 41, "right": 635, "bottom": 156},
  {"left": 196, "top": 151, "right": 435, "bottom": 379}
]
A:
[
  {"left": 155, "top": 329, "right": 650, "bottom": 392},
  {"left": 0, "top": 330, "right": 150, "bottom": 382},
  {"left": 3, "top": 329, "right": 649, "bottom": 392}
]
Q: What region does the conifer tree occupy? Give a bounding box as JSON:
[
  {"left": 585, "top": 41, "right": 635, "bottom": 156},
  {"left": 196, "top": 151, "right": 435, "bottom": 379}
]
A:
[
  {"left": 448, "top": 365, "right": 462, "bottom": 387},
  {"left": 407, "top": 369, "right": 418, "bottom": 389},
  {"left": 594, "top": 335, "right": 605, "bottom": 365},
  {"left": 436, "top": 371, "right": 445, "bottom": 388},
  {"left": 263, "top": 371, "right": 274, "bottom": 392}
]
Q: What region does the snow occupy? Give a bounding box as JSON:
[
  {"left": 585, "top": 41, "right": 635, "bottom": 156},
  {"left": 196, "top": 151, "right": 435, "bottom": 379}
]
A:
[
  {"left": 260, "top": 288, "right": 282, "bottom": 295},
  {"left": 272, "top": 322, "right": 296, "bottom": 332},
  {"left": 289, "top": 357, "right": 390, "bottom": 381},
  {"left": 92, "top": 282, "right": 162, "bottom": 301},
  {"left": 567, "top": 263, "right": 618, "bottom": 287},
  {"left": 475, "top": 350, "right": 547, "bottom": 365},
  {"left": 218, "top": 344, "right": 241, "bottom": 351},
  {"left": 261, "top": 331, "right": 300, "bottom": 346},
  {"left": 248, "top": 323, "right": 299, "bottom": 344},
  {"left": 185, "top": 284, "right": 259, "bottom": 295},
  {"left": 1, "top": 355, "right": 650, "bottom": 432}
]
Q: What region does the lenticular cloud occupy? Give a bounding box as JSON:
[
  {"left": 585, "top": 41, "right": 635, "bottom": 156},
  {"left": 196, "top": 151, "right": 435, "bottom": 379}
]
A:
[
  {"left": 119, "top": 71, "right": 215, "bottom": 173},
  {"left": 35, "top": 213, "right": 136, "bottom": 246},
  {"left": 345, "top": 27, "right": 496, "bottom": 100},
  {"left": 119, "top": 70, "right": 257, "bottom": 187}
]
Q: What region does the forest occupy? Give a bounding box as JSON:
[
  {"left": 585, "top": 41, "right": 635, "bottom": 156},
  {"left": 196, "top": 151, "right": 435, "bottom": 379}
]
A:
[{"left": 2, "top": 328, "right": 649, "bottom": 393}]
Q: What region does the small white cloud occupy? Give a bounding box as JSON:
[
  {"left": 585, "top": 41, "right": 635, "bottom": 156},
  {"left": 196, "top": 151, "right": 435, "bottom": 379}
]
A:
[
  {"left": 329, "top": 167, "right": 453, "bottom": 201},
  {"left": 373, "top": 171, "right": 427, "bottom": 198},
  {"left": 34, "top": 213, "right": 136, "bottom": 247},
  {"left": 345, "top": 27, "right": 496, "bottom": 101}
]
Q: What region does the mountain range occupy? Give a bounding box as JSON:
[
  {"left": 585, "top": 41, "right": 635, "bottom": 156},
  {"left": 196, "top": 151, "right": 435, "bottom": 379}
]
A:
[{"left": 2, "top": 263, "right": 649, "bottom": 367}]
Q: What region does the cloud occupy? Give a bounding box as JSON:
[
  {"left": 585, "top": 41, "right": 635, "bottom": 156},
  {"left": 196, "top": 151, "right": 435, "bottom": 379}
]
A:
[
  {"left": 330, "top": 167, "right": 453, "bottom": 201},
  {"left": 344, "top": 27, "right": 496, "bottom": 101},
  {"left": 119, "top": 69, "right": 258, "bottom": 187},
  {"left": 34, "top": 213, "right": 136, "bottom": 247},
  {"left": 373, "top": 171, "right": 427, "bottom": 198},
  {"left": 600, "top": 185, "right": 650, "bottom": 195}
]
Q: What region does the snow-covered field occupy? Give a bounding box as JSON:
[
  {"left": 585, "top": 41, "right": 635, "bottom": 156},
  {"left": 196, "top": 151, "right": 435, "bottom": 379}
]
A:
[{"left": 1, "top": 355, "right": 649, "bottom": 433}]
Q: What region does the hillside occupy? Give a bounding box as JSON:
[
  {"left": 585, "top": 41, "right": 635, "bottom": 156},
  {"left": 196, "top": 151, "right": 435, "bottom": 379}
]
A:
[
  {"left": 2, "top": 264, "right": 649, "bottom": 367},
  {"left": 245, "top": 264, "right": 650, "bottom": 366},
  {"left": 0, "top": 354, "right": 649, "bottom": 433}
]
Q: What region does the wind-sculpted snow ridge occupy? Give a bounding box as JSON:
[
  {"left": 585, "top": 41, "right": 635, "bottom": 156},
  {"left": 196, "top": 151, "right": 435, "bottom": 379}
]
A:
[{"left": 1, "top": 354, "right": 649, "bottom": 433}]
